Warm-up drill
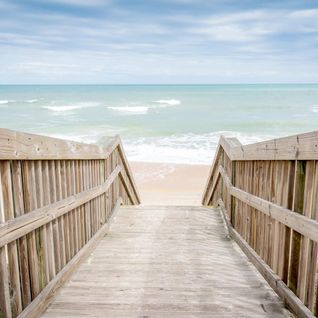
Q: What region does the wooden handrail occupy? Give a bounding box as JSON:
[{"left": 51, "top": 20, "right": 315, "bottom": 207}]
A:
[
  {"left": 0, "top": 128, "right": 140, "bottom": 318},
  {"left": 210, "top": 164, "right": 318, "bottom": 243},
  {"left": 202, "top": 130, "right": 318, "bottom": 318},
  {"left": 0, "top": 165, "right": 123, "bottom": 247},
  {"left": 0, "top": 128, "right": 119, "bottom": 160},
  {"left": 18, "top": 198, "right": 123, "bottom": 318}
]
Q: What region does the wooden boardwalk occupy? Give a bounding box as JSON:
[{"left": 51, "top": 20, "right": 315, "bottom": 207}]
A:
[{"left": 41, "top": 206, "right": 292, "bottom": 318}]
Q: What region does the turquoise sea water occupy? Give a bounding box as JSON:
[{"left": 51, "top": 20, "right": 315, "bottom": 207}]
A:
[{"left": 0, "top": 84, "right": 317, "bottom": 164}]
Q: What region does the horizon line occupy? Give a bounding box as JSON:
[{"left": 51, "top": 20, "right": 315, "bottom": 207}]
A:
[{"left": 1, "top": 82, "right": 318, "bottom": 86}]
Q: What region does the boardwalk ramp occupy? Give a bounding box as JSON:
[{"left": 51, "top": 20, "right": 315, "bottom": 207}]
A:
[
  {"left": 1, "top": 128, "right": 318, "bottom": 318},
  {"left": 41, "top": 205, "right": 291, "bottom": 318}
]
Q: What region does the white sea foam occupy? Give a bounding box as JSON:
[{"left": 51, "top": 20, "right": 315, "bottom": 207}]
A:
[
  {"left": 44, "top": 102, "right": 99, "bottom": 113},
  {"left": 312, "top": 105, "right": 318, "bottom": 113},
  {"left": 0, "top": 99, "right": 37, "bottom": 104},
  {"left": 108, "top": 106, "right": 149, "bottom": 114},
  {"left": 122, "top": 131, "right": 275, "bottom": 165},
  {"left": 107, "top": 99, "right": 180, "bottom": 114},
  {"left": 154, "top": 99, "right": 181, "bottom": 106},
  {"left": 30, "top": 129, "right": 278, "bottom": 165},
  {"left": 44, "top": 105, "right": 84, "bottom": 112}
]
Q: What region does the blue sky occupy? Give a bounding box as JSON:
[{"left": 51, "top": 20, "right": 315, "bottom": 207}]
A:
[{"left": 0, "top": 0, "right": 318, "bottom": 84}]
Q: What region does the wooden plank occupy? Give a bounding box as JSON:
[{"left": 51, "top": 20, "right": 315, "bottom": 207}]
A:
[
  {"left": 0, "top": 161, "right": 23, "bottom": 316},
  {"left": 298, "top": 161, "right": 315, "bottom": 302},
  {"left": 230, "top": 131, "right": 318, "bottom": 161},
  {"left": 41, "top": 161, "right": 55, "bottom": 281},
  {"left": 83, "top": 161, "right": 91, "bottom": 242},
  {"left": 282, "top": 161, "right": 295, "bottom": 284},
  {"left": 60, "top": 161, "right": 70, "bottom": 264},
  {"left": 65, "top": 161, "right": 75, "bottom": 259},
  {"left": 18, "top": 199, "right": 123, "bottom": 318},
  {"left": 34, "top": 161, "right": 48, "bottom": 289},
  {"left": 0, "top": 128, "right": 118, "bottom": 160},
  {"left": 22, "top": 161, "right": 41, "bottom": 300},
  {"left": 289, "top": 160, "right": 306, "bottom": 294},
  {"left": 54, "top": 161, "right": 66, "bottom": 269},
  {"left": 41, "top": 205, "right": 291, "bottom": 318},
  {"left": 48, "top": 161, "right": 61, "bottom": 274},
  {"left": 218, "top": 200, "right": 314, "bottom": 318},
  {"left": 116, "top": 141, "right": 141, "bottom": 204},
  {"left": 202, "top": 137, "right": 241, "bottom": 205},
  {"left": 11, "top": 161, "right": 32, "bottom": 308},
  {"left": 306, "top": 161, "right": 318, "bottom": 312},
  {"left": 0, "top": 163, "right": 12, "bottom": 318},
  {"left": 217, "top": 165, "right": 318, "bottom": 244},
  {"left": 0, "top": 165, "right": 122, "bottom": 247}
]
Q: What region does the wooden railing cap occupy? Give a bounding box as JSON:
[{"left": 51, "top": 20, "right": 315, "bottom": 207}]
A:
[{"left": 0, "top": 128, "right": 120, "bottom": 160}]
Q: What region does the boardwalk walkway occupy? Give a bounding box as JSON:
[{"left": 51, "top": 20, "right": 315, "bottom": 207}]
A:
[{"left": 41, "top": 206, "right": 292, "bottom": 317}]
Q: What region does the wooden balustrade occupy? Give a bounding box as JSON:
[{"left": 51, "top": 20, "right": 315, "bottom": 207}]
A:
[
  {"left": 202, "top": 131, "right": 318, "bottom": 318},
  {"left": 0, "top": 128, "right": 140, "bottom": 318}
]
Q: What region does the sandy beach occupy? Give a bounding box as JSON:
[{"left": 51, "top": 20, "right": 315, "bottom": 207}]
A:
[{"left": 130, "top": 162, "right": 210, "bottom": 206}]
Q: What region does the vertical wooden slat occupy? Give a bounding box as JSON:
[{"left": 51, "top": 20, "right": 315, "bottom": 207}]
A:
[
  {"left": 83, "top": 161, "right": 91, "bottom": 242},
  {"left": 306, "top": 161, "right": 318, "bottom": 313},
  {"left": 69, "top": 161, "right": 78, "bottom": 256},
  {"left": 60, "top": 161, "right": 70, "bottom": 263},
  {"left": 75, "top": 161, "right": 83, "bottom": 250},
  {"left": 271, "top": 161, "right": 280, "bottom": 272},
  {"left": 22, "top": 161, "right": 40, "bottom": 300},
  {"left": 65, "top": 161, "right": 75, "bottom": 259},
  {"left": 298, "top": 161, "right": 315, "bottom": 302},
  {"left": 11, "top": 161, "right": 31, "bottom": 308},
  {"left": 0, "top": 162, "right": 12, "bottom": 318},
  {"left": 48, "top": 161, "right": 61, "bottom": 274},
  {"left": 41, "top": 161, "right": 56, "bottom": 281},
  {"left": 0, "top": 162, "right": 23, "bottom": 316},
  {"left": 54, "top": 161, "right": 66, "bottom": 269},
  {"left": 34, "top": 161, "right": 49, "bottom": 289},
  {"left": 282, "top": 160, "right": 295, "bottom": 284},
  {"left": 289, "top": 160, "right": 306, "bottom": 294}
]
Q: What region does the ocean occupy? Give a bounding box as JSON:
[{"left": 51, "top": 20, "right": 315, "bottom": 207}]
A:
[{"left": 0, "top": 84, "right": 317, "bottom": 165}]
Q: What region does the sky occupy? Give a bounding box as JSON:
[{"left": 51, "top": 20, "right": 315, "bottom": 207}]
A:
[{"left": 0, "top": 0, "right": 318, "bottom": 84}]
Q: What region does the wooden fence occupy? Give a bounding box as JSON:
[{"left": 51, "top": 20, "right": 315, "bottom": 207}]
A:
[
  {"left": 0, "top": 128, "right": 140, "bottom": 318},
  {"left": 202, "top": 131, "right": 318, "bottom": 318}
]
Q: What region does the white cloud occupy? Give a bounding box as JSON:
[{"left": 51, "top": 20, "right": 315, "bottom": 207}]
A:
[
  {"left": 206, "top": 10, "right": 268, "bottom": 25},
  {"left": 289, "top": 9, "right": 318, "bottom": 18},
  {"left": 42, "top": 0, "right": 111, "bottom": 6},
  {"left": 191, "top": 24, "right": 271, "bottom": 42}
]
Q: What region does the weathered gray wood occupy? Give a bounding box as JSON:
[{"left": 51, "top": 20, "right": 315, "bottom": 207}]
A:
[
  {"left": 0, "top": 162, "right": 23, "bottom": 316},
  {"left": 0, "top": 128, "right": 118, "bottom": 160},
  {"left": 208, "top": 165, "right": 318, "bottom": 244},
  {"left": 0, "top": 166, "right": 122, "bottom": 247},
  {"left": 202, "top": 132, "right": 318, "bottom": 317},
  {"left": 18, "top": 199, "right": 123, "bottom": 318},
  {"left": 40, "top": 206, "right": 291, "bottom": 318},
  {"left": 0, "top": 167, "right": 12, "bottom": 317},
  {"left": 230, "top": 131, "right": 318, "bottom": 160},
  {"left": 218, "top": 200, "right": 314, "bottom": 318}
]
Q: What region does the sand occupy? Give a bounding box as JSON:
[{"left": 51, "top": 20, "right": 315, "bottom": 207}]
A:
[{"left": 129, "top": 162, "right": 210, "bottom": 206}]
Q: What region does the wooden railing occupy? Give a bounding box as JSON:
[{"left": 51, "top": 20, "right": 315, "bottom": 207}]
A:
[
  {"left": 202, "top": 131, "right": 318, "bottom": 318},
  {"left": 0, "top": 128, "right": 140, "bottom": 318}
]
